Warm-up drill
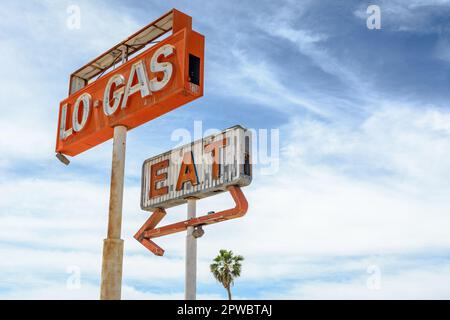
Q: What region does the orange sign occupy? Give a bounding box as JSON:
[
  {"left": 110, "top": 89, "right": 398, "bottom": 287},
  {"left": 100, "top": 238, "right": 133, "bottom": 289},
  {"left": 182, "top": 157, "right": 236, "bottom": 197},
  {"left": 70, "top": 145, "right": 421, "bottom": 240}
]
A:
[
  {"left": 135, "top": 185, "right": 249, "bottom": 256},
  {"left": 141, "top": 126, "right": 252, "bottom": 211},
  {"left": 55, "top": 10, "right": 204, "bottom": 156}
]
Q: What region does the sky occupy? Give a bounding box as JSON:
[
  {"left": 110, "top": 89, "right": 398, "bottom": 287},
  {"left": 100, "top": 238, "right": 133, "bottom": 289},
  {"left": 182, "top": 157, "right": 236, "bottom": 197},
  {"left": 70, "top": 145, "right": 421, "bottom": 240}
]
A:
[{"left": 1, "top": 0, "right": 450, "bottom": 299}]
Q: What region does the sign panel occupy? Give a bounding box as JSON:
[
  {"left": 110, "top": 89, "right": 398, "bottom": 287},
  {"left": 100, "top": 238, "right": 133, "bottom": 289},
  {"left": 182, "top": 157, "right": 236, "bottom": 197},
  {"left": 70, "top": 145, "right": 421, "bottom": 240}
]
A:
[
  {"left": 56, "top": 10, "right": 204, "bottom": 156},
  {"left": 141, "top": 126, "right": 252, "bottom": 211}
]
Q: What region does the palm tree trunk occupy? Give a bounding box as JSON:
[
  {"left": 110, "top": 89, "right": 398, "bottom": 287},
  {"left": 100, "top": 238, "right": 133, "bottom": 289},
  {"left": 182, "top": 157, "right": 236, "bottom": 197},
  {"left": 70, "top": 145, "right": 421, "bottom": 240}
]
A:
[{"left": 226, "top": 286, "right": 232, "bottom": 300}]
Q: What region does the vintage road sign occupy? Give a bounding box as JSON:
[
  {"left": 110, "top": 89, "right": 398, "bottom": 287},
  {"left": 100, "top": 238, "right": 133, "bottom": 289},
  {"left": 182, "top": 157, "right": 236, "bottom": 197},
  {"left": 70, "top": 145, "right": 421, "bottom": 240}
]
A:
[
  {"left": 135, "top": 185, "right": 249, "bottom": 256},
  {"left": 135, "top": 125, "right": 252, "bottom": 256},
  {"left": 55, "top": 9, "right": 204, "bottom": 156},
  {"left": 141, "top": 125, "right": 252, "bottom": 211}
]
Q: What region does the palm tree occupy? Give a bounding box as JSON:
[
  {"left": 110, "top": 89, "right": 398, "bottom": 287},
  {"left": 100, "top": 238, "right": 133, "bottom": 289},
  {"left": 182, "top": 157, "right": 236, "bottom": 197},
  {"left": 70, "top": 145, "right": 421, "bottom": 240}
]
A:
[{"left": 210, "top": 249, "right": 244, "bottom": 300}]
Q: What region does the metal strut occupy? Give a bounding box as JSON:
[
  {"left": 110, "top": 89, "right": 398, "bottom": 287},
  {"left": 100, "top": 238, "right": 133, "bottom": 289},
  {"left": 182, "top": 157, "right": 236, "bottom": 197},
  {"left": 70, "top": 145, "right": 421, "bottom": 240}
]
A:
[{"left": 134, "top": 185, "right": 248, "bottom": 256}]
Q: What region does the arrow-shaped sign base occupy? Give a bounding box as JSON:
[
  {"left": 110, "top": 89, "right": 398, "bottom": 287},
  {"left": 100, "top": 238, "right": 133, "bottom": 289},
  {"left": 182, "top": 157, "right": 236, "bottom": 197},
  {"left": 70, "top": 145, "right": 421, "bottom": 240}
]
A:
[{"left": 134, "top": 185, "right": 248, "bottom": 256}]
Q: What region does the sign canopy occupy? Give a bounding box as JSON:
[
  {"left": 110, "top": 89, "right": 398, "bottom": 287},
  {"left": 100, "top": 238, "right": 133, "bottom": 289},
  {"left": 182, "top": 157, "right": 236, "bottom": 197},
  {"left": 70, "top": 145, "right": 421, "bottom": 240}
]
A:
[
  {"left": 56, "top": 9, "right": 204, "bottom": 156},
  {"left": 141, "top": 126, "right": 252, "bottom": 211}
]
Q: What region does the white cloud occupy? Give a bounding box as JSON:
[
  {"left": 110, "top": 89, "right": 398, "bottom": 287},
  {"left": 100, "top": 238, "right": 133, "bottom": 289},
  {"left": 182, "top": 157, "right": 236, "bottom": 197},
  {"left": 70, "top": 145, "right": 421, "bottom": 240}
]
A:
[
  {"left": 0, "top": 0, "right": 143, "bottom": 168},
  {"left": 287, "top": 104, "right": 450, "bottom": 188},
  {"left": 1, "top": 281, "right": 221, "bottom": 300},
  {"left": 208, "top": 49, "right": 328, "bottom": 116},
  {"left": 263, "top": 24, "right": 363, "bottom": 93},
  {"left": 268, "top": 263, "right": 450, "bottom": 299}
]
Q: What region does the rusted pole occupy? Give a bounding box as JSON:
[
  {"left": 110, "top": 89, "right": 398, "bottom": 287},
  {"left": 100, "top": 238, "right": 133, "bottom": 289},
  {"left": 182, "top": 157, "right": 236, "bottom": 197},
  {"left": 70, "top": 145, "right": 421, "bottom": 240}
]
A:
[
  {"left": 100, "top": 125, "right": 127, "bottom": 300},
  {"left": 185, "top": 198, "right": 197, "bottom": 300}
]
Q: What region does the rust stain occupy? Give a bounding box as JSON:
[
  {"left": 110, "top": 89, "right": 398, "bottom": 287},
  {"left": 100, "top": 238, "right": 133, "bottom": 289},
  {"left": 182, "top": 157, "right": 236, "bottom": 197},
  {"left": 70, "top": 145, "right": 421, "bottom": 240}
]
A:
[{"left": 135, "top": 185, "right": 248, "bottom": 256}]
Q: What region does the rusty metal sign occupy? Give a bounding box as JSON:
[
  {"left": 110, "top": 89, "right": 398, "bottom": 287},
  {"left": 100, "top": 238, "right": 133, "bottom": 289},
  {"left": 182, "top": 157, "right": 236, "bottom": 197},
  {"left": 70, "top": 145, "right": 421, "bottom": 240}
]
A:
[
  {"left": 55, "top": 9, "right": 205, "bottom": 157},
  {"left": 141, "top": 125, "right": 252, "bottom": 211},
  {"left": 55, "top": 9, "right": 206, "bottom": 299}
]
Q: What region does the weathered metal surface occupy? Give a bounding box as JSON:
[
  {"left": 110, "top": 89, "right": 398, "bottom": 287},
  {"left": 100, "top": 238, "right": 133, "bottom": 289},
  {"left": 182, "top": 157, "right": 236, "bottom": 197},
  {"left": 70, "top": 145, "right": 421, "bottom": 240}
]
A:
[
  {"left": 100, "top": 125, "right": 127, "bottom": 300},
  {"left": 141, "top": 126, "right": 252, "bottom": 211},
  {"left": 134, "top": 185, "right": 249, "bottom": 256},
  {"left": 185, "top": 198, "right": 197, "bottom": 300},
  {"left": 107, "top": 126, "right": 127, "bottom": 239},
  {"left": 100, "top": 239, "right": 124, "bottom": 300},
  {"left": 133, "top": 208, "right": 166, "bottom": 256},
  {"left": 56, "top": 9, "right": 204, "bottom": 157}
]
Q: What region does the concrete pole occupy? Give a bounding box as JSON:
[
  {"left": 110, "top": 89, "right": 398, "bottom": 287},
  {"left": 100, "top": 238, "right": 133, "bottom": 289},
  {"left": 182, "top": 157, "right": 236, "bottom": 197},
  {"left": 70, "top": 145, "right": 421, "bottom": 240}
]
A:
[
  {"left": 185, "top": 198, "right": 197, "bottom": 300},
  {"left": 100, "top": 125, "right": 127, "bottom": 300}
]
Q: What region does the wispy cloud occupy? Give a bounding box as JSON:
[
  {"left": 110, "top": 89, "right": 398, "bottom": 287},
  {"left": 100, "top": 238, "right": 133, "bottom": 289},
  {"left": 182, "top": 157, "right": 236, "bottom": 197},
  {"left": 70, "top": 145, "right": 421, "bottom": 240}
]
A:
[{"left": 208, "top": 49, "right": 328, "bottom": 116}]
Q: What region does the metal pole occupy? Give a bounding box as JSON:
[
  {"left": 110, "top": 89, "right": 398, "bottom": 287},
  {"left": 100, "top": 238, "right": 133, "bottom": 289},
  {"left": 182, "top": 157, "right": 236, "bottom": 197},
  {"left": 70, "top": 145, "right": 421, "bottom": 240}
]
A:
[
  {"left": 100, "top": 125, "right": 127, "bottom": 300},
  {"left": 185, "top": 198, "right": 197, "bottom": 300}
]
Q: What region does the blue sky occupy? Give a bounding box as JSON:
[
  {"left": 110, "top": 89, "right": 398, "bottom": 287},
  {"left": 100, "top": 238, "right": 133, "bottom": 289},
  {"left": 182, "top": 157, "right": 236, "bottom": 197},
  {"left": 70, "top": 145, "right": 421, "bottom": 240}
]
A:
[{"left": 1, "top": 0, "right": 450, "bottom": 299}]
